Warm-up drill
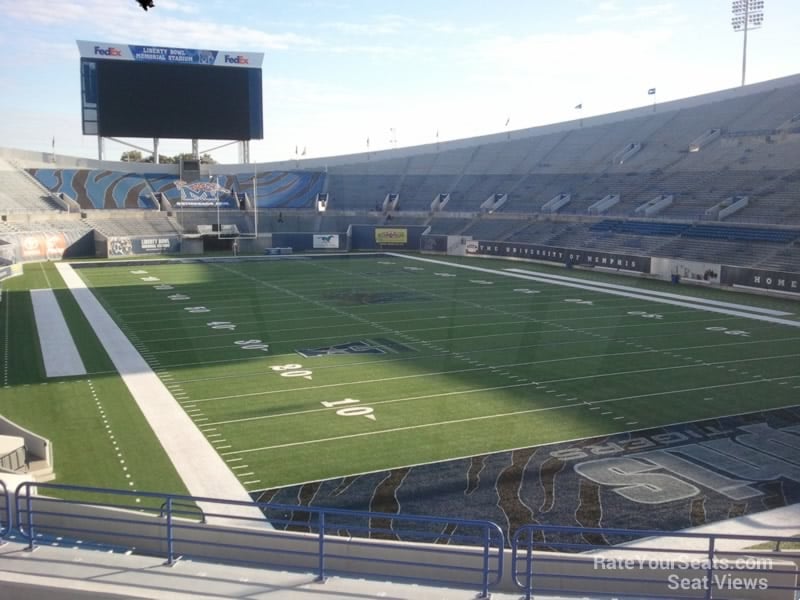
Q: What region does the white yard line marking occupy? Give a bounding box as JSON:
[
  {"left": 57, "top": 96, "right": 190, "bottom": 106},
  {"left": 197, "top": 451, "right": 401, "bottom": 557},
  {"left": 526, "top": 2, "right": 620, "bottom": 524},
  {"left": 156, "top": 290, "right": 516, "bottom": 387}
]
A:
[
  {"left": 195, "top": 351, "right": 800, "bottom": 409},
  {"left": 56, "top": 262, "right": 266, "bottom": 528},
  {"left": 504, "top": 268, "right": 795, "bottom": 317},
  {"left": 3, "top": 291, "right": 9, "bottom": 387},
  {"left": 221, "top": 375, "right": 799, "bottom": 456},
  {"left": 388, "top": 254, "right": 800, "bottom": 327}
]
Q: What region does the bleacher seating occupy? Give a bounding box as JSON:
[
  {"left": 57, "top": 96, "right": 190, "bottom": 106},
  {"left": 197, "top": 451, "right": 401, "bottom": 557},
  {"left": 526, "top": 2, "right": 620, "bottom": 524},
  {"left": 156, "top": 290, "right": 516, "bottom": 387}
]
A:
[
  {"left": 0, "top": 159, "right": 62, "bottom": 212},
  {"left": 82, "top": 211, "right": 181, "bottom": 237},
  {"left": 2, "top": 72, "right": 800, "bottom": 275}
]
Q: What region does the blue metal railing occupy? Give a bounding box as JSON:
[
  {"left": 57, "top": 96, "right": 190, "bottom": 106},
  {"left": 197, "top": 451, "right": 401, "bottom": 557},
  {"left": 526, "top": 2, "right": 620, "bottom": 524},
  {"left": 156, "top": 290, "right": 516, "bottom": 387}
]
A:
[
  {"left": 0, "top": 480, "right": 9, "bottom": 539},
  {"left": 14, "top": 482, "right": 504, "bottom": 598},
  {"left": 512, "top": 523, "right": 800, "bottom": 600}
]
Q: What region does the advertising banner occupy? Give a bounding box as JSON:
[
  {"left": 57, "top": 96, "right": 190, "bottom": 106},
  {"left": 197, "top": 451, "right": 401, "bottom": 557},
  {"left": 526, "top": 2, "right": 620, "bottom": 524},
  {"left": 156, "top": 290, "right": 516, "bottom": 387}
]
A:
[
  {"left": 107, "top": 237, "right": 180, "bottom": 257},
  {"left": 20, "top": 233, "right": 67, "bottom": 261},
  {"left": 375, "top": 228, "right": 408, "bottom": 245},
  {"left": 473, "top": 241, "right": 651, "bottom": 273},
  {"left": 721, "top": 266, "right": 800, "bottom": 295},
  {"left": 77, "top": 40, "right": 264, "bottom": 68},
  {"left": 313, "top": 234, "right": 340, "bottom": 249}
]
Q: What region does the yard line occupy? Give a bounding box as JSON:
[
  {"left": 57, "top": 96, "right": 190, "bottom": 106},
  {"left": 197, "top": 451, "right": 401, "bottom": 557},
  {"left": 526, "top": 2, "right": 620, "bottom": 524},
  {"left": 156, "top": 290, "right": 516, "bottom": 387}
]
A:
[
  {"left": 192, "top": 350, "right": 800, "bottom": 407},
  {"left": 504, "top": 268, "right": 795, "bottom": 317},
  {"left": 161, "top": 333, "right": 800, "bottom": 379},
  {"left": 221, "top": 374, "right": 800, "bottom": 457},
  {"left": 389, "top": 254, "right": 800, "bottom": 327},
  {"left": 191, "top": 351, "right": 653, "bottom": 402}
]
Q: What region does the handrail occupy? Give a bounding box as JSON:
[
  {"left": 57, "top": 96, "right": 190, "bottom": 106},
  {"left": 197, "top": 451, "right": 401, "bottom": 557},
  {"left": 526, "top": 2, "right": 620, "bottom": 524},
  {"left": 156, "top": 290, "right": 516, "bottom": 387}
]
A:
[
  {"left": 14, "top": 481, "right": 504, "bottom": 598},
  {"left": 512, "top": 523, "right": 800, "bottom": 600},
  {"left": 0, "top": 480, "right": 9, "bottom": 539},
  {"left": 158, "top": 500, "right": 206, "bottom": 524}
]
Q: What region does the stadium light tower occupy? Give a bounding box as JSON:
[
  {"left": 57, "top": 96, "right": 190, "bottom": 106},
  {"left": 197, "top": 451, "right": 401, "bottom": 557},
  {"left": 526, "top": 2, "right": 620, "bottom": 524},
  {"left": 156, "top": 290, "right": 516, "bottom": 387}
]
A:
[{"left": 731, "top": 0, "right": 765, "bottom": 87}]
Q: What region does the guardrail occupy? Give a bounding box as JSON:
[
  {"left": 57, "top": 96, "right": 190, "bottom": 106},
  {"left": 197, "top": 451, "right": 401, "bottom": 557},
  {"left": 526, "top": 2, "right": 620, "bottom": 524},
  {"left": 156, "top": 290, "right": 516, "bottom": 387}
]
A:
[
  {"left": 0, "top": 480, "right": 8, "bottom": 540},
  {"left": 15, "top": 482, "right": 504, "bottom": 598},
  {"left": 512, "top": 524, "right": 800, "bottom": 600}
]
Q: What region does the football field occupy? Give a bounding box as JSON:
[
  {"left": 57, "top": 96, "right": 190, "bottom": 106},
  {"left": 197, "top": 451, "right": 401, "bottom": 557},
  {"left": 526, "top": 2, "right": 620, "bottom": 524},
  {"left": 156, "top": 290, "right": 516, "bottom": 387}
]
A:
[{"left": 74, "top": 254, "right": 800, "bottom": 492}]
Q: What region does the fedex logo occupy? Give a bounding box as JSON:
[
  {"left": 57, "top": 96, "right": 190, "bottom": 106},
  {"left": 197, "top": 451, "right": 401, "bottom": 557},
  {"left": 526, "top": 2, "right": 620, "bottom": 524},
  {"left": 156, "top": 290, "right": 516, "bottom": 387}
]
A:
[
  {"left": 94, "top": 46, "right": 122, "bottom": 57},
  {"left": 224, "top": 54, "right": 249, "bottom": 64}
]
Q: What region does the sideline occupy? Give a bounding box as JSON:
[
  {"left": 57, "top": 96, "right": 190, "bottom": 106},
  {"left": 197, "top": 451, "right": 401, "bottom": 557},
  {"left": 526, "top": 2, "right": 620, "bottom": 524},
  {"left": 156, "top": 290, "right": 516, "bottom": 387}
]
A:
[
  {"left": 55, "top": 263, "right": 268, "bottom": 528},
  {"left": 388, "top": 254, "right": 800, "bottom": 328},
  {"left": 30, "top": 289, "right": 86, "bottom": 377}
]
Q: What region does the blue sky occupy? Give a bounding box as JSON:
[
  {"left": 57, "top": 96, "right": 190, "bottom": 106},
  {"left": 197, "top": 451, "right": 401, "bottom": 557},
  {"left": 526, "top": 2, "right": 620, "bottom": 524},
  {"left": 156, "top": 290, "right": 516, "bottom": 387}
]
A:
[{"left": 0, "top": 0, "right": 798, "bottom": 163}]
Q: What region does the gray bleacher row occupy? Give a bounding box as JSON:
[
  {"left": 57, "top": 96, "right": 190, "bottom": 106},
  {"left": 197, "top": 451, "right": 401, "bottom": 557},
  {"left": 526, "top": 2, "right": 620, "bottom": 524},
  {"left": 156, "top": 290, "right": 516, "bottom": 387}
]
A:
[
  {"left": 81, "top": 211, "right": 182, "bottom": 237},
  {"left": 320, "top": 79, "right": 800, "bottom": 225},
  {"left": 2, "top": 77, "right": 800, "bottom": 227},
  {"left": 0, "top": 158, "right": 63, "bottom": 212}
]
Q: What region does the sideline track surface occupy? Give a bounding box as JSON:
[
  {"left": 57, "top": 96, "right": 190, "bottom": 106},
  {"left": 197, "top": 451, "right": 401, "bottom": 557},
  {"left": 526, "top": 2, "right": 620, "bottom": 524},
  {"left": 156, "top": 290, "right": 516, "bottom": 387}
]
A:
[
  {"left": 30, "top": 288, "right": 86, "bottom": 377},
  {"left": 56, "top": 262, "right": 267, "bottom": 527}
]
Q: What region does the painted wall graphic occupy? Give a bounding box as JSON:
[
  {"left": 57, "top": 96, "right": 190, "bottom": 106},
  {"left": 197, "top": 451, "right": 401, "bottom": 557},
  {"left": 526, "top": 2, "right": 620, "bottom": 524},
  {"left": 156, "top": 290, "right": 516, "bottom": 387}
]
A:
[
  {"left": 721, "top": 266, "right": 799, "bottom": 295},
  {"left": 375, "top": 228, "right": 408, "bottom": 245},
  {"left": 474, "top": 240, "right": 652, "bottom": 273},
  {"left": 256, "top": 408, "right": 800, "bottom": 546},
  {"left": 313, "top": 234, "right": 340, "bottom": 249}
]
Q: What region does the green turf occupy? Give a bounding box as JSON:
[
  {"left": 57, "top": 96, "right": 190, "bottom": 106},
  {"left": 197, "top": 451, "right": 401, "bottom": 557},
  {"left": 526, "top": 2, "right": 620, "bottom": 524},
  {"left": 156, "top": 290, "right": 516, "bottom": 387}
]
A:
[
  {"left": 67, "top": 254, "right": 800, "bottom": 491},
  {"left": 0, "top": 263, "right": 189, "bottom": 501}
]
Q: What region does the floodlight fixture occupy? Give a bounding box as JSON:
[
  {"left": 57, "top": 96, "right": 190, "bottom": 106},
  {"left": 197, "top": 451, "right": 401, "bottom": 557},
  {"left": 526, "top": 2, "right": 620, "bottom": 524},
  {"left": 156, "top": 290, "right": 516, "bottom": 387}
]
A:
[{"left": 731, "top": 0, "right": 765, "bottom": 87}]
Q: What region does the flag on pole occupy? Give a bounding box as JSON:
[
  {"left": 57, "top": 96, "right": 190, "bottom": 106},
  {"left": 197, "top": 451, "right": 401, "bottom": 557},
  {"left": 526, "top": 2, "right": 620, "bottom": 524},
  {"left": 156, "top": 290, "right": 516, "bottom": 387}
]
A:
[
  {"left": 51, "top": 136, "right": 55, "bottom": 149},
  {"left": 301, "top": 147, "right": 306, "bottom": 156},
  {"left": 366, "top": 137, "right": 370, "bottom": 148},
  {"left": 294, "top": 145, "right": 298, "bottom": 155},
  {"left": 505, "top": 117, "right": 510, "bottom": 126},
  {"left": 574, "top": 103, "right": 582, "bottom": 109},
  {"left": 648, "top": 88, "right": 656, "bottom": 95}
]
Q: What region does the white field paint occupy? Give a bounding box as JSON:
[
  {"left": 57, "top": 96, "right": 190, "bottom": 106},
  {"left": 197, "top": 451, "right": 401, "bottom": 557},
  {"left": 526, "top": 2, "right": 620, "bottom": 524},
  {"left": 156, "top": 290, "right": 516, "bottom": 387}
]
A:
[
  {"left": 387, "top": 254, "right": 800, "bottom": 328},
  {"left": 30, "top": 289, "right": 86, "bottom": 377}
]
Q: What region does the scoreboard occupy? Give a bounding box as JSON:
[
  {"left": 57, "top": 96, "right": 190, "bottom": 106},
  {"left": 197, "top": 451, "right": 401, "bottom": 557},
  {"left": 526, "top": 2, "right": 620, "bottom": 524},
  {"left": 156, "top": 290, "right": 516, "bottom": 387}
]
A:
[{"left": 78, "top": 40, "right": 263, "bottom": 140}]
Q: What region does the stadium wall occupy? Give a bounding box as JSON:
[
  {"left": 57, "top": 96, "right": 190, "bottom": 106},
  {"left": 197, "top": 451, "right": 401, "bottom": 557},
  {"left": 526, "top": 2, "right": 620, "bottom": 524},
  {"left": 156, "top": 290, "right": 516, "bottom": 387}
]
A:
[{"left": 459, "top": 239, "right": 800, "bottom": 297}]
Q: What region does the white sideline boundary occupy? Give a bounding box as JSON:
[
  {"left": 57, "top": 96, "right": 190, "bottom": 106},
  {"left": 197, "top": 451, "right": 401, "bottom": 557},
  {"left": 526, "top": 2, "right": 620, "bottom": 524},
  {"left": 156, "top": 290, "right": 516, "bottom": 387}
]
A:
[
  {"left": 389, "top": 254, "right": 800, "bottom": 328},
  {"left": 55, "top": 263, "right": 268, "bottom": 528},
  {"left": 30, "top": 289, "right": 86, "bottom": 377},
  {"left": 504, "top": 268, "right": 794, "bottom": 316}
]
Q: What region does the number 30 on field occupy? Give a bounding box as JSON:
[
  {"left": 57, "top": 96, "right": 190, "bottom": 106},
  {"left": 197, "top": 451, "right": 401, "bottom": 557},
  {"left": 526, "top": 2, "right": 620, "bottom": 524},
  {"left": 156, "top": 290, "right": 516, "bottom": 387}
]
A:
[{"left": 320, "top": 398, "right": 376, "bottom": 421}]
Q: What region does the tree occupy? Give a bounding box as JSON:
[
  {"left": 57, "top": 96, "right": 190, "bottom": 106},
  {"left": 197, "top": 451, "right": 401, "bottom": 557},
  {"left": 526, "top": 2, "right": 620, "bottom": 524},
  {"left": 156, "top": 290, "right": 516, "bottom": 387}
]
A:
[
  {"left": 174, "top": 152, "right": 217, "bottom": 165},
  {"left": 120, "top": 150, "right": 144, "bottom": 162},
  {"left": 118, "top": 151, "right": 217, "bottom": 164}
]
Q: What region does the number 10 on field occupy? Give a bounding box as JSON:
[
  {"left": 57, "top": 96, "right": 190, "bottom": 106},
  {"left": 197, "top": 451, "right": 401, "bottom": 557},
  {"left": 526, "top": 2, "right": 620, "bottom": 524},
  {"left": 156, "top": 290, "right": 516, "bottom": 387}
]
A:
[{"left": 321, "top": 398, "right": 376, "bottom": 421}]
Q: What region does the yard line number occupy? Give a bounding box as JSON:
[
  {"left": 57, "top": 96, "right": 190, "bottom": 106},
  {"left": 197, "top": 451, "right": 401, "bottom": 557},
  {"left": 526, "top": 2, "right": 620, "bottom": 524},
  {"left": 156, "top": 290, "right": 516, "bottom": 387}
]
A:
[
  {"left": 706, "top": 326, "right": 750, "bottom": 337},
  {"left": 136, "top": 271, "right": 270, "bottom": 354},
  {"left": 270, "top": 364, "right": 377, "bottom": 421}
]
